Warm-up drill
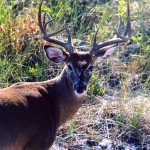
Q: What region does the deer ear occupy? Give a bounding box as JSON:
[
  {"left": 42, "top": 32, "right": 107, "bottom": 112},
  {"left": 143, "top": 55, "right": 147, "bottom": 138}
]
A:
[
  {"left": 93, "top": 45, "right": 116, "bottom": 61},
  {"left": 44, "top": 45, "right": 68, "bottom": 63}
]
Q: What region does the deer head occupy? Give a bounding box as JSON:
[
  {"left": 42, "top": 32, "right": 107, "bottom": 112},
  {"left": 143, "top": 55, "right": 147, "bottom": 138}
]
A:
[{"left": 38, "top": 0, "right": 131, "bottom": 96}]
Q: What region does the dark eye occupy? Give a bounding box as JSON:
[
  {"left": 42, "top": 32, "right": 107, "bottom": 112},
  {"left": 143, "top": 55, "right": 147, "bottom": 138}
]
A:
[
  {"left": 67, "top": 64, "right": 73, "bottom": 71},
  {"left": 89, "top": 66, "right": 93, "bottom": 71},
  {"left": 84, "top": 68, "right": 93, "bottom": 77}
]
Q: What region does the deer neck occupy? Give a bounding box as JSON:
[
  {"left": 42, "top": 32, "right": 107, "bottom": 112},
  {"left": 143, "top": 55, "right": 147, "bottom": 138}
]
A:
[{"left": 55, "top": 67, "right": 87, "bottom": 126}]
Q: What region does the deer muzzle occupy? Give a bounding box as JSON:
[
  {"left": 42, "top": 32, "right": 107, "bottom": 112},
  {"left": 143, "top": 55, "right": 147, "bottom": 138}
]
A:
[{"left": 73, "top": 82, "right": 87, "bottom": 94}]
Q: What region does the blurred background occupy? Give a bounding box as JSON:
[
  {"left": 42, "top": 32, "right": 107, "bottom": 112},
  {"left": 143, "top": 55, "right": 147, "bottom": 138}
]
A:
[{"left": 0, "top": 0, "right": 149, "bottom": 149}]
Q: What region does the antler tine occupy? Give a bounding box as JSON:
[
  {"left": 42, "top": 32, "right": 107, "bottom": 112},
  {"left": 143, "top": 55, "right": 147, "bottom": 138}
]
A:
[
  {"left": 43, "top": 12, "right": 46, "bottom": 28},
  {"left": 93, "top": 28, "right": 99, "bottom": 47},
  {"left": 38, "top": 0, "right": 74, "bottom": 55},
  {"left": 124, "top": 0, "right": 131, "bottom": 37},
  {"left": 38, "top": 0, "right": 44, "bottom": 34},
  {"left": 116, "top": 0, "right": 131, "bottom": 39},
  {"left": 90, "top": 0, "right": 131, "bottom": 55},
  {"left": 115, "top": 16, "right": 130, "bottom": 41},
  {"left": 89, "top": 28, "right": 100, "bottom": 55},
  {"left": 62, "top": 24, "right": 74, "bottom": 54},
  {"left": 43, "top": 12, "right": 53, "bottom": 31},
  {"left": 117, "top": 17, "right": 124, "bottom": 34}
]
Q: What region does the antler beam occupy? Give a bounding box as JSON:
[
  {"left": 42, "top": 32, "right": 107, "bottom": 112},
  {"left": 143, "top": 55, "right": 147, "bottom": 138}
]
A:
[
  {"left": 90, "top": 0, "right": 131, "bottom": 55},
  {"left": 38, "top": 0, "right": 74, "bottom": 55}
]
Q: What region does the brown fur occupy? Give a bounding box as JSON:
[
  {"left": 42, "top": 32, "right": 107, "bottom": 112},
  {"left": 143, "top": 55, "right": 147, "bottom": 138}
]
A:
[
  {"left": 67, "top": 52, "right": 92, "bottom": 67},
  {"left": 0, "top": 52, "right": 90, "bottom": 150}
]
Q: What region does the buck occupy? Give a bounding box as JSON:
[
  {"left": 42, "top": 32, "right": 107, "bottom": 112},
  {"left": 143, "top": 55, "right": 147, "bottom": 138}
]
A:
[{"left": 0, "top": 0, "right": 130, "bottom": 149}]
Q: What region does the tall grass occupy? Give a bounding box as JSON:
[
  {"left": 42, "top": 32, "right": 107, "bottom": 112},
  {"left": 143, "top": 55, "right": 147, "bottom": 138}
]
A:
[{"left": 0, "top": 0, "right": 149, "bottom": 148}]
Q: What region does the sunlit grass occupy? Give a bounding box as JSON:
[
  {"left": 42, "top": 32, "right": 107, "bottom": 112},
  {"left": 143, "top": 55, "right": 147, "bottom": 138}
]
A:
[{"left": 0, "top": 0, "right": 149, "bottom": 148}]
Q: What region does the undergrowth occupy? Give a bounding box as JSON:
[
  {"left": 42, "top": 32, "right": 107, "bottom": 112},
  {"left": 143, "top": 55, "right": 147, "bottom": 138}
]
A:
[{"left": 0, "top": 0, "right": 149, "bottom": 148}]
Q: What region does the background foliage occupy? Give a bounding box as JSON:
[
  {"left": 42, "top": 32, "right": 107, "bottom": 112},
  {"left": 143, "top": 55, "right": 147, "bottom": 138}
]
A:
[{"left": 0, "top": 0, "right": 149, "bottom": 149}]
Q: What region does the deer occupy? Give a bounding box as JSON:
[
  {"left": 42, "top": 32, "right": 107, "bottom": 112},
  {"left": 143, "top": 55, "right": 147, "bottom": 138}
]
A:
[{"left": 0, "top": 0, "right": 131, "bottom": 149}]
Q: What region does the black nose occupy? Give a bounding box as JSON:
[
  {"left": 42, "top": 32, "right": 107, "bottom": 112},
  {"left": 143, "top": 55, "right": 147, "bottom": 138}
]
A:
[{"left": 74, "top": 83, "right": 86, "bottom": 94}]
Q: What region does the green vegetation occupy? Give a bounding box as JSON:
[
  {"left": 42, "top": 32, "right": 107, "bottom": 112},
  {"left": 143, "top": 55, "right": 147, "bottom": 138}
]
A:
[
  {"left": 88, "top": 74, "right": 105, "bottom": 98},
  {"left": 0, "top": 0, "right": 149, "bottom": 148}
]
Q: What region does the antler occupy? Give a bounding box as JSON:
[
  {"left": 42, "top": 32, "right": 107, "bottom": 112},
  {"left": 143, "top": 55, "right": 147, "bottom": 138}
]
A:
[
  {"left": 38, "top": 0, "right": 74, "bottom": 55},
  {"left": 90, "top": 0, "right": 131, "bottom": 55}
]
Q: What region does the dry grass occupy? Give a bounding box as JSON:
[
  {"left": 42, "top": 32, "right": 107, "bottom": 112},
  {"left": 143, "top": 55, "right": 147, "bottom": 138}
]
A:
[
  {"left": 0, "top": 0, "right": 149, "bottom": 149},
  {"left": 53, "top": 94, "right": 149, "bottom": 149}
]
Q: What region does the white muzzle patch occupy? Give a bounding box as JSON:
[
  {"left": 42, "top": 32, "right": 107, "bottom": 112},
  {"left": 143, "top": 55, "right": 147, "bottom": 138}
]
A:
[{"left": 74, "top": 90, "right": 87, "bottom": 98}]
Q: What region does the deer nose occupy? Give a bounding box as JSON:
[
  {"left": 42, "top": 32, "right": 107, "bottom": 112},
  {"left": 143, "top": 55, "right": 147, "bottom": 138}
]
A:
[{"left": 74, "top": 83, "right": 87, "bottom": 94}]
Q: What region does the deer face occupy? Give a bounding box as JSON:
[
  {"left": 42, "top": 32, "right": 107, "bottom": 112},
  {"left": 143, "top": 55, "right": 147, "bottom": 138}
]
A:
[
  {"left": 65, "top": 52, "right": 93, "bottom": 95},
  {"left": 44, "top": 46, "right": 94, "bottom": 95}
]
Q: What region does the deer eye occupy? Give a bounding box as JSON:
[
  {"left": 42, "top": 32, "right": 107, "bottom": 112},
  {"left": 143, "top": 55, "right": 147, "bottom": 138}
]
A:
[
  {"left": 84, "top": 66, "right": 93, "bottom": 77},
  {"left": 67, "top": 64, "right": 73, "bottom": 71},
  {"left": 88, "top": 66, "right": 93, "bottom": 71}
]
